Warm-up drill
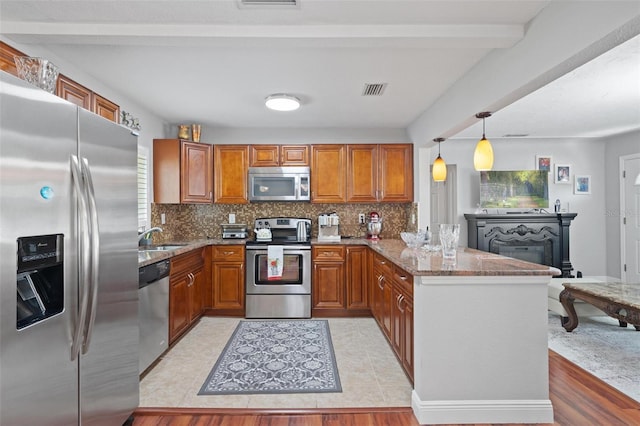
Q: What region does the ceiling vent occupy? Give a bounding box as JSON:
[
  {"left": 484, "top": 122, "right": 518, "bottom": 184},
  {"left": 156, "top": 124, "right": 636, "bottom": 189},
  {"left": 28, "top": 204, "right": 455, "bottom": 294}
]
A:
[
  {"left": 240, "top": 0, "right": 298, "bottom": 6},
  {"left": 362, "top": 83, "right": 387, "bottom": 96}
]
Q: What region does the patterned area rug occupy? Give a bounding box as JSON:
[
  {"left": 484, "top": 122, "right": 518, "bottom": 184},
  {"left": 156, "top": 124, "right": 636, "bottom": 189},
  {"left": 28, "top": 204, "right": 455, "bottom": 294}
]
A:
[
  {"left": 199, "top": 319, "right": 342, "bottom": 395},
  {"left": 548, "top": 312, "right": 640, "bottom": 402}
]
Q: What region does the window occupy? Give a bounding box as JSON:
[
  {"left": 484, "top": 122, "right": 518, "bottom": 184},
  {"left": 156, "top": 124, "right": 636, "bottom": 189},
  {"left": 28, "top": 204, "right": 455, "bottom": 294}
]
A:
[{"left": 137, "top": 149, "right": 148, "bottom": 229}]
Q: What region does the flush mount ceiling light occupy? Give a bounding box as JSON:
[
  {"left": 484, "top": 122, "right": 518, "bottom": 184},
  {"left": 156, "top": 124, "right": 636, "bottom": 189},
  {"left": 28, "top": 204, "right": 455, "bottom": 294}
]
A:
[
  {"left": 474, "top": 111, "right": 494, "bottom": 171},
  {"left": 265, "top": 94, "right": 300, "bottom": 112},
  {"left": 432, "top": 137, "right": 447, "bottom": 182}
]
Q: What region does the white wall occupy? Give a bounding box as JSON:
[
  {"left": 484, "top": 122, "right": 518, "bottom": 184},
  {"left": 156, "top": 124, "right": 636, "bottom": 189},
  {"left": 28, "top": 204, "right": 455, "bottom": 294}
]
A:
[
  {"left": 421, "top": 137, "right": 608, "bottom": 276},
  {"left": 604, "top": 129, "right": 640, "bottom": 277}
]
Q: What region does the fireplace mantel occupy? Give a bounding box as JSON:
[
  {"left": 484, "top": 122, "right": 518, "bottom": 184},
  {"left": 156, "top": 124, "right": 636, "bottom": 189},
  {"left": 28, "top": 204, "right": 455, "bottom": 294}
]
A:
[{"left": 464, "top": 213, "right": 577, "bottom": 278}]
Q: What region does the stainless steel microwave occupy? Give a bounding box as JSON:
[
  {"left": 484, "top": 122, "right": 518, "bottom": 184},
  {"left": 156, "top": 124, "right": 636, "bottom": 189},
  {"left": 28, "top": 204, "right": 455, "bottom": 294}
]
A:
[{"left": 248, "top": 166, "right": 310, "bottom": 202}]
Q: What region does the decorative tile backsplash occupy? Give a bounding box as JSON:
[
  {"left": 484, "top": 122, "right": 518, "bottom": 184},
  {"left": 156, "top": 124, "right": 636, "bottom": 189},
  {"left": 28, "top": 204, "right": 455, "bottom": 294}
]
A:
[{"left": 150, "top": 202, "right": 417, "bottom": 243}]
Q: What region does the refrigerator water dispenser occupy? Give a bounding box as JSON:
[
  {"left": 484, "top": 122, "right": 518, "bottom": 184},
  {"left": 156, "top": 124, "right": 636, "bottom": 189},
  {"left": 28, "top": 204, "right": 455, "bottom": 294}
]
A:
[{"left": 16, "top": 234, "right": 64, "bottom": 329}]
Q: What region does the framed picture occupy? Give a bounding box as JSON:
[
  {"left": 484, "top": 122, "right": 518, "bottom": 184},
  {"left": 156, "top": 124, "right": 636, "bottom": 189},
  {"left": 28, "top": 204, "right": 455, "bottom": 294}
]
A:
[
  {"left": 554, "top": 164, "right": 571, "bottom": 184},
  {"left": 535, "top": 155, "right": 552, "bottom": 171},
  {"left": 574, "top": 175, "right": 591, "bottom": 194}
]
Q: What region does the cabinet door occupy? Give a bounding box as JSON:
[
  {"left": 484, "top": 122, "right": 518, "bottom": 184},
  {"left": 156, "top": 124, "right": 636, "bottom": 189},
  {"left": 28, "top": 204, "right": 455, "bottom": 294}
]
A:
[
  {"left": 391, "top": 286, "right": 403, "bottom": 359},
  {"left": 92, "top": 93, "right": 120, "bottom": 123},
  {"left": 212, "top": 262, "right": 245, "bottom": 310},
  {"left": 56, "top": 75, "right": 92, "bottom": 110},
  {"left": 380, "top": 275, "right": 392, "bottom": 339},
  {"left": 169, "top": 276, "right": 190, "bottom": 343},
  {"left": 181, "top": 141, "right": 213, "bottom": 203},
  {"left": 346, "top": 246, "right": 368, "bottom": 310},
  {"left": 214, "top": 145, "right": 249, "bottom": 204},
  {"left": 378, "top": 144, "right": 413, "bottom": 202},
  {"left": 346, "top": 144, "right": 378, "bottom": 202},
  {"left": 311, "top": 145, "right": 346, "bottom": 203},
  {"left": 312, "top": 262, "right": 345, "bottom": 309},
  {"left": 249, "top": 145, "right": 279, "bottom": 167},
  {"left": 402, "top": 295, "right": 414, "bottom": 382},
  {"left": 281, "top": 145, "right": 310, "bottom": 166},
  {"left": 190, "top": 267, "right": 205, "bottom": 321}
]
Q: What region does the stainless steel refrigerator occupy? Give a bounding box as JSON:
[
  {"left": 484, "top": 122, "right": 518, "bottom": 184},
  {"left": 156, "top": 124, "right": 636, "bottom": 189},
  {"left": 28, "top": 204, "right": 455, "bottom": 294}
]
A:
[{"left": 0, "top": 72, "right": 139, "bottom": 425}]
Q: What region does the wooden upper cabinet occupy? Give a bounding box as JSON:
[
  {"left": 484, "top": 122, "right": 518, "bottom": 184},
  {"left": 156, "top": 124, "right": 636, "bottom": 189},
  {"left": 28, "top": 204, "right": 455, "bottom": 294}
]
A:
[
  {"left": 1, "top": 42, "right": 120, "bottom": 123},
  {"left": 378, "top": 144, "right": 413, "bottom": 202},
  {"left": 249, "top": 144, "right": 309, "bottom": 167},
  {"left": 281, "top": 145, "right": 309, "bottom": 166},
  {"left": 250, "top": 145, "right": 279, "bottom": 167},
  {"left": 92, "top": 93, "right": 120, "bottom": 123},
  {"left": 181, "top": 141, "right": 214, "bottom": 203},
  {"left": 346, "top": 144, "right": 378, "bottom": 202},
  {"left": 345, "top": 143, "right": 413, "bottom": 203},
  {"left": 0, "top": 41, "right": 25, "bottom": 77},
  {"left": 310, "top": 144, "right": 346, "bottom": 203},
  {"left": 214, "top": 145, "right": 249, "bottom": 204},
  {"left": 153, "top": 139, "right": 213, "bottom": 204},
  {"left": 56, "top": 74, "right": 92, "bottom": 110}
]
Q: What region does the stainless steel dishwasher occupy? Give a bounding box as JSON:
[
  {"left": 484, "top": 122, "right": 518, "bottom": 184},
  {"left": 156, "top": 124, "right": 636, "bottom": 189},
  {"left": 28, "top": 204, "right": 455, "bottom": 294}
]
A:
[{"left": 138, "top": 259, "right": 170, "bottom": 374}]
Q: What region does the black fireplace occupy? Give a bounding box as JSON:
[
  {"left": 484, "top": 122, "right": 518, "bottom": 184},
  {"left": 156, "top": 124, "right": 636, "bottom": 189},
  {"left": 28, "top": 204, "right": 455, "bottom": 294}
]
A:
[{"left": 464, "top": 213, "right": 577, "bottom": 278}]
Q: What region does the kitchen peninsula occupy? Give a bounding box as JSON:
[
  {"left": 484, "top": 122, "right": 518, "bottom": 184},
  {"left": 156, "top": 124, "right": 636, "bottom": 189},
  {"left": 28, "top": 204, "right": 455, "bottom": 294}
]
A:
[{"left": 139, "top": 238, "right": 559, "bottom": 425}]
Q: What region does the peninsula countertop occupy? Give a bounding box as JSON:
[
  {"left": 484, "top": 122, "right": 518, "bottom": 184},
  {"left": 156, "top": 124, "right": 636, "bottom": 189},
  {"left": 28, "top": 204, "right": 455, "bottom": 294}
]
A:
[{"left": 138, "top": 237, "right": 560, "bottom": 277}]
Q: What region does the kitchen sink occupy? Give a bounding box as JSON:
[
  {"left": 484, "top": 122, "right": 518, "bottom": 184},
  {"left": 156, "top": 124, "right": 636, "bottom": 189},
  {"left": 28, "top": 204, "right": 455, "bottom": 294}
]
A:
[{"left": 138, "top": 244, "right": 186, "bottom": 252}]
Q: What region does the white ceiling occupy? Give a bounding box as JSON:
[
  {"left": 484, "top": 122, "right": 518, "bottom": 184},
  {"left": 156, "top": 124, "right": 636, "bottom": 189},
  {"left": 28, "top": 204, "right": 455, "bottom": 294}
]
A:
[{"left": 1, "top": 0, "right": 639, "bottom": 140}]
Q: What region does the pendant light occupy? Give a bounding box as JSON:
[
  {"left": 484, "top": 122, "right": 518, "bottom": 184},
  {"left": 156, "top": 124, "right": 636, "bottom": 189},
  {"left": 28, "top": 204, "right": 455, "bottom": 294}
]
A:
[
  {"left": 432, "top": 137, "right": 447, "bottom": 182},
  {"left": 474, "top": 111, "right": 494, "bottom": 171}
]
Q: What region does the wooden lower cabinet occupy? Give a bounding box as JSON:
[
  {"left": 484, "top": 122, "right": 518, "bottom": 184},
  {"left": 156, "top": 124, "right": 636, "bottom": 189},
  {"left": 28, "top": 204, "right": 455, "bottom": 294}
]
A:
[
  {"left": 169, "top": 248, "right": 205, "bottom": 343},
  {"left": 371, "top": 251, "right": 413, "bottom": 383},
  {"left": 312, "top": 245, "right": 370, "bottom": 317},
  {"left": 210, "top": 245, "right": 245, "bottom": 316},
  {"left": 371, "top": 252, "right": 392, "bottom": 338},
  {"left": 345, "top": 246, "right": 369, "bottom": 314},
  {"left": 312, "top": 246, "right": 345, "bottom": 313}
]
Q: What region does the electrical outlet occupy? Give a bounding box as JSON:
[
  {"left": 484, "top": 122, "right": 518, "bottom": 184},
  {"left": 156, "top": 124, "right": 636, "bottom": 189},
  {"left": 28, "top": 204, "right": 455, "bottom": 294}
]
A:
[
  {"left": 160, "top": 213, "right": 166, "bottom": 225},
  {"left": 358, "top": 213, "right": 365, "bottom": 224}
]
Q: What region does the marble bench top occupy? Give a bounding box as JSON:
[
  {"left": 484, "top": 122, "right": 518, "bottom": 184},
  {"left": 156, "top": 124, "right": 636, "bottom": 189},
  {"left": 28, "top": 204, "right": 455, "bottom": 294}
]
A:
[{"left": 563, "top": 280, "right": 640, "bottom": 310}]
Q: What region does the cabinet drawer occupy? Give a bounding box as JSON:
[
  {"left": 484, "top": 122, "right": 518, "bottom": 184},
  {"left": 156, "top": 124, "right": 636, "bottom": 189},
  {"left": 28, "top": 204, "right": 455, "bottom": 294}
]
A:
[
  {"left": 312, "top": 245, "right": 345, "bottom": 261},
  {"left": 373, "top": 252, "right": 392, "bottom": 275},
  {"left": 393, "top": 265, "right": 413, "bottom": 296},
  {"left": 171, "top": 248, "right": 205, "bottom": 277},
  {"left": 211, "top": 245, "right": 244, "bottom": 261}
]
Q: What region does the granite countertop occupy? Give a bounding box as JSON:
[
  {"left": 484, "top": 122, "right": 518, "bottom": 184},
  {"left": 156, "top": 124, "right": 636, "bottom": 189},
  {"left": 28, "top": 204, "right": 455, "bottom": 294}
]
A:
[
  {"left": 137, "top": 238, "right": 238, "bottom": 267},
  {"left": 139, "top": 237, "right": 560, "bottom": 277},
  {"left": 364, "top": 239, "right": 561, "bottom": 277}
]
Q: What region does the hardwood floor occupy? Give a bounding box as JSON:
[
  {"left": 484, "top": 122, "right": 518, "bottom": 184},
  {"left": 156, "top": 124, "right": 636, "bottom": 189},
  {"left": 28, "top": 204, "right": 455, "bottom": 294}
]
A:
[{"left": 133, "top": 350, "right": 640, "bottom": 426}]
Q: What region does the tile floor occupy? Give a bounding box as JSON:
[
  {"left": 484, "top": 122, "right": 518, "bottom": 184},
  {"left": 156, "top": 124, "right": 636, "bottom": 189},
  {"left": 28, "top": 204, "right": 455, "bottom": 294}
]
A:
[{"left": 139, "top": 317, "right": 413, "bottom": 408}]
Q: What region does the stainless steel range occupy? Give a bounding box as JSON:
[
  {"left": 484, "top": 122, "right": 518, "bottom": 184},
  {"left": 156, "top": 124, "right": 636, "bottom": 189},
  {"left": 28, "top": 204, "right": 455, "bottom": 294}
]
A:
[{"left": 245, "top": 217, "right": 311, "bottom": 318}]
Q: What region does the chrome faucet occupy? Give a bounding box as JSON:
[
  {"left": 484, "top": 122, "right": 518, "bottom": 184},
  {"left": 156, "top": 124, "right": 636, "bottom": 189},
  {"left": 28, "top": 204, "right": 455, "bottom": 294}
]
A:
[{"left": 138, "top": 227, "right": 163, "bottom": 243}]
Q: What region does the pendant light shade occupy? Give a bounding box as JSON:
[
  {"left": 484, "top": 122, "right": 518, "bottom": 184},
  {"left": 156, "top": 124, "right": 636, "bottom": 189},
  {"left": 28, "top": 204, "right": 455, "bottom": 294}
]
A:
[
  {"left": 432, "top": 138, "right": 447, "bottom": 182},
  {"left": 474, "top": 112, "right": 494, "bottom": 171}
]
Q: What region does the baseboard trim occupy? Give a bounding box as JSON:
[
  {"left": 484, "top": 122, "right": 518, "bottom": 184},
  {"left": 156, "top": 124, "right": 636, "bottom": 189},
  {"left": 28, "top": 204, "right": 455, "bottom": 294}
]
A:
[{"left": 411, "top": 391, "right": 554, "bottom": 424}]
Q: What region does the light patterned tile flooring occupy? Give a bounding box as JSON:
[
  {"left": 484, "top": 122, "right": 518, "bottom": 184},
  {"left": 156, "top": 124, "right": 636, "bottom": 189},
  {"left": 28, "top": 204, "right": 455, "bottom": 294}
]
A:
[{"left": 139, "top": 317, "right": 413, "bottom": 408}]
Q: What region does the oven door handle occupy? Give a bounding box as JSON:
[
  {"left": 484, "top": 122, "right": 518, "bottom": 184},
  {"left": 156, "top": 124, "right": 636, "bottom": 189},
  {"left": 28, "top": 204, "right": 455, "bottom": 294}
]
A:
[{"left": 247, "top": 249, "right": 310, "bottom": 255}]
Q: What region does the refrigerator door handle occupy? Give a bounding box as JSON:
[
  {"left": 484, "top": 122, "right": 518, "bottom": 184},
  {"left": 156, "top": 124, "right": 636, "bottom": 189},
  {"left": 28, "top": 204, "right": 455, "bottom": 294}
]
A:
[
  {"left": 70, "top": 155, "right": 91, "bottom": 361},
  {"left": 80, "top": 157, "right": 100, "bottom": 354}
]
